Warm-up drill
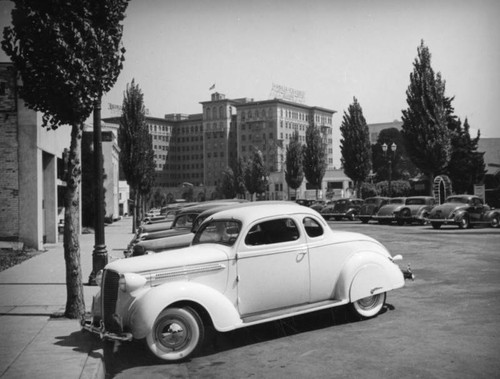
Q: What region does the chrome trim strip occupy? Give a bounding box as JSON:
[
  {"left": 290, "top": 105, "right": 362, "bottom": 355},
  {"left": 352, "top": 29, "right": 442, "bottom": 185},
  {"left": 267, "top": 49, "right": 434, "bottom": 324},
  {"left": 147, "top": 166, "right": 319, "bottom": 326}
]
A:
[{"left": 149, "top": 263, "right": 226, "bottom": 282}]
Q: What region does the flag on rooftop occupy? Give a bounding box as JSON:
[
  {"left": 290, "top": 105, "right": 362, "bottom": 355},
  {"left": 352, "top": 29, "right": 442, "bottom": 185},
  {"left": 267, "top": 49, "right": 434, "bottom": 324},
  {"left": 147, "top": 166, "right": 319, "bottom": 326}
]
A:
[{"left": 209, "top": 83, "right": 215, "bottom": 90}]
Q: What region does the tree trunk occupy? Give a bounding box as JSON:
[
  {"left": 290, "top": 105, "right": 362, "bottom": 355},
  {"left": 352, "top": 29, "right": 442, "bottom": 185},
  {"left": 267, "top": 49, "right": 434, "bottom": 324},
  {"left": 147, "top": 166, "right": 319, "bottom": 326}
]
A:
[
  {"left": 132, "top": 190, "right": 138, "bottom": 233},
  {"left": 63, "top": 123, "right": 85, "bottom": 319}
]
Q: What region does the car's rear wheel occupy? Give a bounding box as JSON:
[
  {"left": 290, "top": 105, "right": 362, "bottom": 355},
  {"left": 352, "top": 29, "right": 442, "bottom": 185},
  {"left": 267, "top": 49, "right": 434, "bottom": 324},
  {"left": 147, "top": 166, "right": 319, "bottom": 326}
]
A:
[
  {"left": 458, "top": 215, "right": 470, "bottom": 229},
  {"left": 359, "top": 217, "right": 369, "bottom": 224},
  {"left": 431, "top": 222, "right": 442, "bottom": 229},
  {"left": 350, "top": 292, "right": 386, "bottom": 319},
  {"left": 146, "top": 306, "right": 204, "bottom": 362},
  {"left": 334, "top": 216, "right": 342, "bottom": 221}
]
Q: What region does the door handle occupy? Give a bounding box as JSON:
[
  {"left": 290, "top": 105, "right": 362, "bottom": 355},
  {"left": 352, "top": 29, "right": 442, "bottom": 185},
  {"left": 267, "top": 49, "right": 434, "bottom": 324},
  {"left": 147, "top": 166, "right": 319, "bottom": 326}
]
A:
[{"left": 296, "top": 251, "right": 307, "bottom": 262}]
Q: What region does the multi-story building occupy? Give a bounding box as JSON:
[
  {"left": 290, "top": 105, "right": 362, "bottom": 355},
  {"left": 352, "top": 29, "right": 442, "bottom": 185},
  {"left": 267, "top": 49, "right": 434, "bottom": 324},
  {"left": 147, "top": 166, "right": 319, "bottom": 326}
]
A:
[{"left": 105, "top": 92, "right": 337, "bottom": 200}]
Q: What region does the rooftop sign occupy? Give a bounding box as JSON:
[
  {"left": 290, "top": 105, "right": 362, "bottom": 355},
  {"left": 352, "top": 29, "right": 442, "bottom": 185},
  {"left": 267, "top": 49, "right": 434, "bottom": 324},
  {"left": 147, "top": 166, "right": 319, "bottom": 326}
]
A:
[{"left": 269, "top": 83, "right": 305, "bottom": 104}]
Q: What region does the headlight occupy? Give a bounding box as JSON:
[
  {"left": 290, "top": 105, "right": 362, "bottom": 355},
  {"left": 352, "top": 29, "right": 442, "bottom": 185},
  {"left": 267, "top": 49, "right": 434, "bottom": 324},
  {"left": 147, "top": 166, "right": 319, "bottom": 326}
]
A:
[
  {"left": 95, "top": 270, "right": 103, "bottom": 286},
  {"left": 118, "top": 273, "right": 147, "bottom": 293}
]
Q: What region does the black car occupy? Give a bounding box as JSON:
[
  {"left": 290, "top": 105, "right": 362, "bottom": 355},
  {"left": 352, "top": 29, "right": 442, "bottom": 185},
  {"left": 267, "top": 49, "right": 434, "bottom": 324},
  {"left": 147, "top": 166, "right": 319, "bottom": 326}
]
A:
[{"left": 320, "top": 198, "right": 364, "bottom": 221}]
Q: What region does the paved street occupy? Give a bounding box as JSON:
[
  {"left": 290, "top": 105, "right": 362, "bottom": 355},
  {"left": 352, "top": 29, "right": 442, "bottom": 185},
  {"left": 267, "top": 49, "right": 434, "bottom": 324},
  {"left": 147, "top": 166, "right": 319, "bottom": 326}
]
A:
[{"left": 102, "top": 220, "right": 500, "bottom": 379}]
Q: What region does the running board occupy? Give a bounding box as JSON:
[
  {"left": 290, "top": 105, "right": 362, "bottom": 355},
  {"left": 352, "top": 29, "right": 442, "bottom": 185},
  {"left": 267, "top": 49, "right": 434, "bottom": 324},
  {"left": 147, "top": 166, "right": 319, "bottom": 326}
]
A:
[{"left": 242, "top": 299, "right": 348, "bottom": 325}]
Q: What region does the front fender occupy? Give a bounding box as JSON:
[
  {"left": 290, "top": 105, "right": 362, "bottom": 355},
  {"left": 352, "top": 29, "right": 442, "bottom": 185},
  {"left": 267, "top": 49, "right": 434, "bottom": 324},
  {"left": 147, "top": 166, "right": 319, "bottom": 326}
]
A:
[
  {"left": 128, "top": 281, "right": 242, "bottom": 339},
  {"left": 335, "top": 252, "right": 404, "bottom": 302}
]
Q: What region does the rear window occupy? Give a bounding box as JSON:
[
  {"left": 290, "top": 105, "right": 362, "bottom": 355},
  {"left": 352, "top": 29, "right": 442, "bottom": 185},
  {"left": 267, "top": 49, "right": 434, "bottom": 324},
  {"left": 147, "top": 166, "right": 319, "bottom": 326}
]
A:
[{"left": 303, "top": 217, "right": 324, "bottom": 238}]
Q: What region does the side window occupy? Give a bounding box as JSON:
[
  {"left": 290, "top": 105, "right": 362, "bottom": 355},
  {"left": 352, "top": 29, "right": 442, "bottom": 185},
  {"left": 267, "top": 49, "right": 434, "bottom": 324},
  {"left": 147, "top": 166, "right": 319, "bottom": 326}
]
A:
[
  {"left": 244, "top": 218, "right": 299, "bottom": 246},
  {"left": 303, "top": 217, "right": 324, "bottom": 238}
]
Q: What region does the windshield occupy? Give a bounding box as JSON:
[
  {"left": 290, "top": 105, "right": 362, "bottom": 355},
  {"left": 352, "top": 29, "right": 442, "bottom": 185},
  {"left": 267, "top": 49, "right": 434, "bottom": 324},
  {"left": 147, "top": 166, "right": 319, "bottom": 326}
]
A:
[{"left": 192, "top": 220, "right": 241, "bottom": 246}]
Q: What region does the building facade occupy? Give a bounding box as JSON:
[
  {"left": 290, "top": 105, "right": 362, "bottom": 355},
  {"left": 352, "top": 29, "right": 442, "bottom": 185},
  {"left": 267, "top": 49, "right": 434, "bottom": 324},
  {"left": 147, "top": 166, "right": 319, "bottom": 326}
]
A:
[{"left": 0, "top": 63, "right": 71, "bottom": 249}]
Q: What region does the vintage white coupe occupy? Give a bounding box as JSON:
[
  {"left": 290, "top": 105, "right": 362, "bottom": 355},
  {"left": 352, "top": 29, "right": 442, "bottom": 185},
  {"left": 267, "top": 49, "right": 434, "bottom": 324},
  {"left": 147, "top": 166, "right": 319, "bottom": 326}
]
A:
[{"left": 82, "top": 202, "right": 409, "bottom": 362}]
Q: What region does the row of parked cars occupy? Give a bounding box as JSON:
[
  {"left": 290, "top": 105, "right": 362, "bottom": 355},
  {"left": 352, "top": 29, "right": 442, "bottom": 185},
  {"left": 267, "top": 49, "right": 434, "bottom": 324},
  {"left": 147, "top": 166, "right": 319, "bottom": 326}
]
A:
[{"left": 303, "top": 194, "right": 500, "bottom": 229}]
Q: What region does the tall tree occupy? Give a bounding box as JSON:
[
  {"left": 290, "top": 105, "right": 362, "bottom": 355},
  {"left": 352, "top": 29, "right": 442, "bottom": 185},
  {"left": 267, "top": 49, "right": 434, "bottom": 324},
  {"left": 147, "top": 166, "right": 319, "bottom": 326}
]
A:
[
  {"left": 445, "top": 118, "right": 486, "bottom": 194},
  {"left": 244, "top": 150, "right": 268, "bottom": 200},
  {"left": 285, "top": 130, "right": 304, "bottom": 199},
  {"left": 118, "top": 80, "right": 156, "bottom": 232},
  {"left": 2, "top": 0, "right": 128, "bottom": 318},
  {"left": 220, "top": 167, "right": 237, "bottom": 199},
  {"left": 252, "top": 150, "right": 269, "bottom": 199},
  {"left": 233, "top": 157, "right": 247, "bottom": 199},
  {"left": 401, "top": 40, "right": 451, "bottom": 193},
  {"left": 340, "top": 97, "right": 372, "bottom": 196},
  {"left": 303, "top": 124, "right": 327, "bottom": 199}
]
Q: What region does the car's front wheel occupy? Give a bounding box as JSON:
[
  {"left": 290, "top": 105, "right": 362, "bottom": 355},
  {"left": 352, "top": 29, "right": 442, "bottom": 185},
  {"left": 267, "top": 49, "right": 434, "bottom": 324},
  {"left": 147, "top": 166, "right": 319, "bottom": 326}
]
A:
[
  {"left": 458, "top": 215, "right": 470, "bottom": 229},
  {"left": 146, "top": 306, "right": 204, "bottom": 362},
  {"left": 350, "top": 292, "right": 386, "bottom": 319}
]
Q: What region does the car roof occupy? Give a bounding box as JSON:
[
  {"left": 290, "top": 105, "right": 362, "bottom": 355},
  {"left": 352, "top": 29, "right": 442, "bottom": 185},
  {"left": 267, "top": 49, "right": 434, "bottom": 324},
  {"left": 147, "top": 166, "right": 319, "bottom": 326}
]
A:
[{"left": 206, "top": 201, "right": 320, "bottom": 225}]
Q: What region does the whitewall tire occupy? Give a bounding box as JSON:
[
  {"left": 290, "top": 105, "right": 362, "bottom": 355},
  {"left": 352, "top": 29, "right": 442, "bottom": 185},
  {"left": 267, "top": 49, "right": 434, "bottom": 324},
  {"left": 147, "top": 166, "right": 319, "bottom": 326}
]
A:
[
  {"left": 351, "top": 292, "right": 386, "bottom": 319},
  {"left": 146, "top": 306, "right": 204, "bottom": 362}
]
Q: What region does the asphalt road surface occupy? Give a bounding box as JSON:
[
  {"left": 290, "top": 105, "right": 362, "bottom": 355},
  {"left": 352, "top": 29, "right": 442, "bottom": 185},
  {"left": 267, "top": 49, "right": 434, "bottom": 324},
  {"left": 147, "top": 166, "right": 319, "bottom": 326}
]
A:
[{"left": 103, "top": 221, "right": 500, "bottom": 379}]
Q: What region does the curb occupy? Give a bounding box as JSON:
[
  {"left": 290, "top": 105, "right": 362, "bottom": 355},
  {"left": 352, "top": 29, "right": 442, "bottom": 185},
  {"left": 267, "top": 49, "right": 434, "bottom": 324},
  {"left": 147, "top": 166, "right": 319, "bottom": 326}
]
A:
[{"left": 81, "top": 341, "right": 105, "bottom": 379}]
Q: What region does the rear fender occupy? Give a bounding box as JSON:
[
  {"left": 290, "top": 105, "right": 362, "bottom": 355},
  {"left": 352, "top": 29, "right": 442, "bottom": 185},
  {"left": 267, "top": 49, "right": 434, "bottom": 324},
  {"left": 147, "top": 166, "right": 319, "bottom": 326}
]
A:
[
  {"left": 128, "top": 281, "right": 241, "bottom": 339},
  {"left": 335, "top": 252, "right": 404, "bottom": 302}
]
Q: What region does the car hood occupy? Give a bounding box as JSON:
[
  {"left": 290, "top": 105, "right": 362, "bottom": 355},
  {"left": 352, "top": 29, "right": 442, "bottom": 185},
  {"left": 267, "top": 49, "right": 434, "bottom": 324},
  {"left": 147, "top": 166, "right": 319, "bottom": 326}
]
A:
[
  {"left": 106, "top": 244, "right": 230, "bottom": 274},
  {"left": 377, "top": 204, "right": 403, "bottom": 215},
  {"left": 430, "top": 203, "right": 465, "bottom": 216}
]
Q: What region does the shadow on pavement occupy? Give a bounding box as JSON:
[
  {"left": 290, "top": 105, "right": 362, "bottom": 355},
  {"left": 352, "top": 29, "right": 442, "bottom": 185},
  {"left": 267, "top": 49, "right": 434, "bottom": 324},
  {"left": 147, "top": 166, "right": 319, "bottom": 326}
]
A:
[{"left": 104, "top": 304, "right": 395, "bottom": 377}]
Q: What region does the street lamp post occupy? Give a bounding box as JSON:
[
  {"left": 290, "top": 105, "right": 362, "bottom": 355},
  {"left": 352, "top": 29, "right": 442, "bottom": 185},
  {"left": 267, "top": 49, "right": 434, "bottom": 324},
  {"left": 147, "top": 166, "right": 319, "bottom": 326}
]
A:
[
  {"left": 89, "top": 96, "right": 108, "bottom": 285},
  {"left": 382, "top": 142, "right": 397, "bottom": 197}
]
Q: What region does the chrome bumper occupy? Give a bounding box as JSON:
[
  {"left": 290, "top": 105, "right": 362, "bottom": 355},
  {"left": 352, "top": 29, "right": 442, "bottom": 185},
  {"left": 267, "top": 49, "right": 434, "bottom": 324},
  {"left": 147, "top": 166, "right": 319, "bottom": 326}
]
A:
[
  {"left": 401, "top": 265, "right": 415, "bottom": 280},
  {"left": 81, "top": 317, "right": 133, "bottom": 342}
]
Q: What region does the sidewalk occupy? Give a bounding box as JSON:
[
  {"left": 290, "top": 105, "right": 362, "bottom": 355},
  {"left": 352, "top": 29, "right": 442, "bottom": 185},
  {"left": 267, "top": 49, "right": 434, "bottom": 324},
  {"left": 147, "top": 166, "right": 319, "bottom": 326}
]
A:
[{"left": 0, "top": 217, "right": 134, "bottom": 379}]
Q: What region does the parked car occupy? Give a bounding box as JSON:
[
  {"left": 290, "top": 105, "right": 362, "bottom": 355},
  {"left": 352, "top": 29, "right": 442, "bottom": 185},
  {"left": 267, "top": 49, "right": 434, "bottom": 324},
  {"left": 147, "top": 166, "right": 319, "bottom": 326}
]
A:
[
  {"left": 372, "top": 198, "right": 407, "bottom": 224},
  {"left": 295, "top": 199, "right": 315, "bottom": 207},
  {"left": 394, "top": 196, "right": 436, "bottom": 225},
  {"left": 126, "top": 201, "right": 246, "bottom": 257},
  {"left": 358, "top": 197, "right": 390, "bottom": 224},
  {"left": 427, "top": 194, "right": 500, "bottom": 229},
  {"left": 320, "top": 198, "right": 364, "bottom": 221},
  {"left": 310, "top": 200, "right": 326, "bottom": 212},
  {"left": 82, "top": 202, "right": 410, "bottom": 362}
]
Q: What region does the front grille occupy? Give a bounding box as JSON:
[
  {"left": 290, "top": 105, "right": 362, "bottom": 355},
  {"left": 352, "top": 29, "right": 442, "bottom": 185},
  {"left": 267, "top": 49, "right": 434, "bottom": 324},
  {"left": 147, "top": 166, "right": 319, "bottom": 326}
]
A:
[{"left": 102, "top": 269, "right": 120, "bottom": 332}]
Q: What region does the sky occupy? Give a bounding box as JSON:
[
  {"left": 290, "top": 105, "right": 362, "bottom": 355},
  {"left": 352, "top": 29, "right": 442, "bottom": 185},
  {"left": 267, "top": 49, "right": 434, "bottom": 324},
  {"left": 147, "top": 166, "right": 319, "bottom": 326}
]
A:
[{"left": 1, "top": 0, "right": 500, "bottom": 144}]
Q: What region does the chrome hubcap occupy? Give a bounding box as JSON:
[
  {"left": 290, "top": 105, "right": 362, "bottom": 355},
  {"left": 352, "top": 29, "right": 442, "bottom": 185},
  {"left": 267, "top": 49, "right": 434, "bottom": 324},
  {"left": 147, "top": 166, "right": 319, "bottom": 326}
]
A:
[{"left": 156, "top": 320, "right": 189, "bottom": 351}]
